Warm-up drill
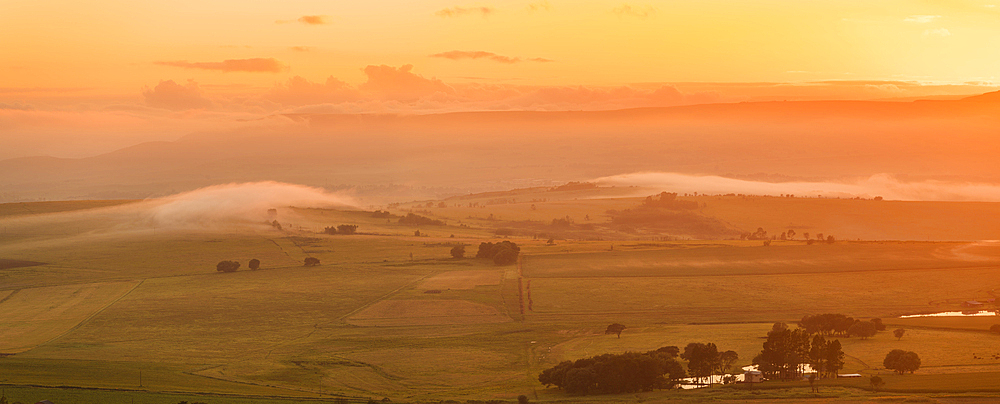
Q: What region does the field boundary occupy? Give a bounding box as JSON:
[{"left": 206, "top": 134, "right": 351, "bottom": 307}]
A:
[{"left": 31, "top": 280, "right": 144, "bottom": 351}]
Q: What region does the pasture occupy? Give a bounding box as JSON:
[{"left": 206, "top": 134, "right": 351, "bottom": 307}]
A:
[{"left": 3, "top": 191, "right": 1000, "bottom": 402}]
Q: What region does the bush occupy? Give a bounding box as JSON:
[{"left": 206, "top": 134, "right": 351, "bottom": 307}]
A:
[
  {"left": 216, "top": 260, "right": 240, "bottom": 273},
  {"left": 990, "top": 324, "right": 1000, "bottom": 334},
  {"left": 248, "top": 259, "right": 260, "bottom": 270},
  {"left": 304, "top": 257, "right": 320, "bottom": 266},
  {"left": 450, "top": 245, "right": 465, "bottom": 259}
]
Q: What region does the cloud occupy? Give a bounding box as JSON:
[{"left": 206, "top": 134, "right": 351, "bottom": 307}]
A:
[
  {"left": 289, "top": 46, "right": 313, "bottom": 52},
  {"left": 0, "top": 102, "right": 33, "bottom": 111},
  {"left": 155, "top": 58, "right": 286, "bottom": 73},
  {"left": 904, "top": 15, "right": 940, "bottom": 23},
  {"left": 276, "top": 15, "right": 331, "bottom": 25},
  {"left": 526, "top": 1, "right": 551, "bottom": 11},
  {"left": 359, "top": 64, "right": 455, "bottom": 101},
  {"left": 266, "top": 75, "right": 359, "bottom": 105},
  {"left": 430, "top": 50, "right": 553, "bottom": 64},
  {"left": 435, "top": 6, "right": 494, "bottom": 17},
  {"left": 923, "top": 28, "right": 952, "bottom": 37},
  {"left": 612, "top": 4, "right": 655, "bottom": 18},
  {"left": 142, "top": 80, "right": 212, "bottom": 110},
  {"left": 298, "top": 15, "right": 329, "bottom": 25},
  {"left": 593, "top": 172, "right": 1000, "bottom": 202},
  {"left": 147, "top": 182, "right": 354, "bottom": 228}
]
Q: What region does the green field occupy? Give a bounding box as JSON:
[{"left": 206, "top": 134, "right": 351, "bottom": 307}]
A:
[{"left": 3, "top": 192, "right": 1000, "bottom": 403}]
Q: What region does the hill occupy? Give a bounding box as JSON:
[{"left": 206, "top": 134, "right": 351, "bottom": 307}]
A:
[{"left": 3, "top": 97, "right": 1000, "bottom": 202}]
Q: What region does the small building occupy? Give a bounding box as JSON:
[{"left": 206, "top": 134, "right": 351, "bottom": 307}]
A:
[
  {"left": 837, "top": 373, "right": 863, "bottom": 378},
  {"left": 743, "top": 370, "right": 763, "bottom": 383},
  {"left": 963, "top": 301, "right": 984, "bottom": 308}
]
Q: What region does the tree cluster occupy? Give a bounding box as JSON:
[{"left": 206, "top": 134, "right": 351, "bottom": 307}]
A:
[
  {"left": 799, "top": 314, "right": 884, "bottom": 337},
  {"left": 475, "top": 241, "right": 520, "bottom": 266},
  {"left": 753, "top": 324, "right": 845, "bottom": 380},
  {"left": 742, "top": 227, "right": 769, "bottom": 240},
  {"left": 883, "top": 349, "right": 921, "bottom": 374},
  {"left": 538, "top": 349, "right": 686, "bottom": 395},
  {"left": 324, "top": 224, "right": 358, "bottom": 235},
  {"left": 640, "top": 192, "right": 699, "bottom": 210},
  {"left": 399, "top": 213, "right": 445, "bottom": 226},
  {"left": 680, "top": 343, "right": 738, "bottom": 385}
]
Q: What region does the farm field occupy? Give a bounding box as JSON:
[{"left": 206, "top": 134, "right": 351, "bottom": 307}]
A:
[{"left": 2, "top": 191, "right": 1000, "bottom": 403}]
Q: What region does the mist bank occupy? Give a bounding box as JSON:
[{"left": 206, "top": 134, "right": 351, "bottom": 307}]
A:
[
  {"left": 595, "top": 173, "right": 1000, "bottom": 202},
  {"left": 3, "top": 98, "right": 1000, "bottom": 202},
  {"left": 0, "top": 183, "right": 355, "bottom": 246}
]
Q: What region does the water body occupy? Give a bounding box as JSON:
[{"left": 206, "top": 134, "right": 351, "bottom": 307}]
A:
[{"left": 899, "top": 310, "right": 998, "bottom": 318}]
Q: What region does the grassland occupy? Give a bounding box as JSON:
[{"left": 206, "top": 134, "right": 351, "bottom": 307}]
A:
[{"left": 3, "top": 191, "right": 1000, "bottom": 403}]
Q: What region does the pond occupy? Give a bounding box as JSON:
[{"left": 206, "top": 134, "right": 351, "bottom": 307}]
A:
[
  {"left": 677, "top": 364, "right": 815, "bottom": 389},
  {"left": 899, "top": 310, "right": 999, "bottom": 318}
]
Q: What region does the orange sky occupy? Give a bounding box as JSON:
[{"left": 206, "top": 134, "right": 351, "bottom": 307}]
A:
[{"left": 2, "top": 0, "right": 999, "bottom": 159}]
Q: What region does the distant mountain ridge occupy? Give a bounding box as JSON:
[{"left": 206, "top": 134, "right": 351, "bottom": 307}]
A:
[{"left": 2, "top": 96, "right": 1000, "bottom": 202}]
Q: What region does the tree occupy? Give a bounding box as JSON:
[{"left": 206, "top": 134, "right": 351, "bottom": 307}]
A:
[
  {"left": 803, "top": 232, "right": 810, "bottom": 240},
  {"left": 825, "top": 340, "right": 845, "bottom": 377},
  {"left": 883, "top": 349, "right": 921, "bottom": 374},
  {"left": 656, "top": 346, "right": 680, "bottom": 358},
  {"left": 337, "top": 224, "right": 358, "bottom": 235},
  {"left": 304, "top": 257, "right": 320, "bottom": 266},
  {"left": 787, "top": 229, "right": 796, "bottom": 239},
  {"left": 563, "top": 368, "right": 596, "bottom": 395},
  {"left": 719, "top": 350, "right": 739, "bottom": 374},
  {"left": 681, "top": 342, "right": 721, "bottom": 385},
  {"left": 990, "top": 324, "right": 1000, "bottom": 334},
  {"left": 248, "top": 258, "right": 260, "bottom": 270},
  {"left": 870, "top": 375, "right": 885, "bottom": 392},
  {"left": 517, "top": 395, "right": 529, "bottom": 404},
  {"left": 450, "top": 245, "right": 465, "bottom": 258},
  {"left": 216, "top": 260, "right": 239, "bottom": 273},
  {"left": 871, "top": 318, "right": 886, "bottom": 331},
  {"left": 893, "top": 328, "right": 906, "bottom": 341},
  {"left": 605, "top": 323, "right": 626, "bottom": 338},
  {"left": 826, "top": 235, "right": 835, "bottom": 243},
  {"left": 848, "top": 320, "right": 877, "bottom": 339}
]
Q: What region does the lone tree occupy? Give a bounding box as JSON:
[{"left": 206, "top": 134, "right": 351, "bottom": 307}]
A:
[
  {"left": 605, "top": 323, "right": 626, "bottom": 338},
  {"left": 216, "top": 260, "right": 240, "bottom": 273},
  {"left": 883, "top": 349, "right": 921, "bottom": 374},
  {"left": 517, "top": 395, "right": 529, "bottom": 404},
  {"left": 893, "top": 328, "right": 906, "bottom": 341},
  {"left": 870, "top": 375, "right": 885, "bottom": 392},
  {"left": 248, "top": 258, "right": 260, "bottom": 270},
  {"left": 304, "top": 257, "right": 320, "bottom": 266},
  {"left": 450, "top": 245, "right": 465, "bottom": 259}
]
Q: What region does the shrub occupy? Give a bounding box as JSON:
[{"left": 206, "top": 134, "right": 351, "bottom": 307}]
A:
[
  {"left": 248, "top": 259, "right": 260, "bottom": 270},
  {"left": 304, "top": 257, "right": 320, "bottom": 266},
  {"left": 216, "top": 260, "right": 240, "bottom": 273}
]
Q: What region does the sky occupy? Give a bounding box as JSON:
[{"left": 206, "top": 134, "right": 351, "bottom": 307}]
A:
[{"left": 2, "top": 0, "right": 1000, "bottom": 159}]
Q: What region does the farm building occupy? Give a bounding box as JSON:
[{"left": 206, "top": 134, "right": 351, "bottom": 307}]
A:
[
  {"left": 743, "top": 370, "right": 763, "bottom": 383},
  {"left": 838, "top": 373, "right": 863, "bottom": 378}
]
